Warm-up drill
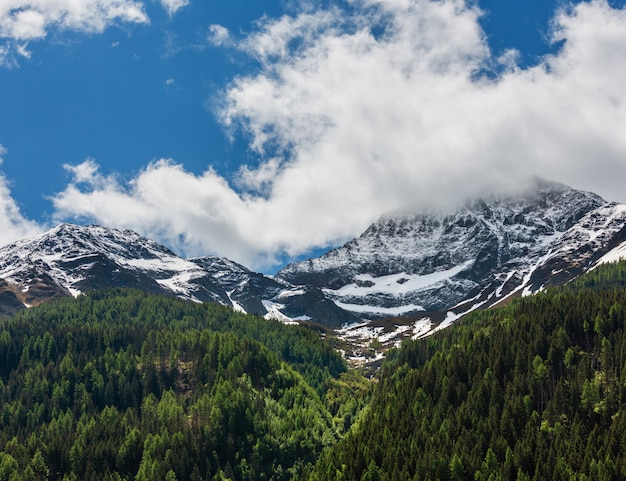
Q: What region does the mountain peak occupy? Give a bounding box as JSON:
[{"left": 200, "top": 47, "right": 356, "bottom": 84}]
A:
[
  {"left": 0, "top": 223, "right": 354, "bottom": 327},
  {"left": 1, "top": 180, "right": 624, "bottom": 354},
  {"left": 278, "top": 181, "right": 625, "bottom": 344}
]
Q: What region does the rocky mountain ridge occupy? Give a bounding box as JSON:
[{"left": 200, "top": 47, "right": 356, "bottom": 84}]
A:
[
  {"left": 278, "top": 180, "right": 626, "bottom": 349},
  {"left": 0, "top": 180, "right": 625, "bottom": 354},
  {"left": 0, "top": 223, "right": 354, "bottom": 326}
]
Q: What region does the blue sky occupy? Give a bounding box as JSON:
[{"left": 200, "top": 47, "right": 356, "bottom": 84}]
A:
[{"left": 1, "top": 0, "right": 626, "bottom": 271}]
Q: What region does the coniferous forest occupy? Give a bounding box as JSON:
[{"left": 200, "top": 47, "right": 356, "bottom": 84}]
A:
[
  {"left": 1, "top": 261, "right": 626, "bottom": 480},
  {"left": 0, "top": 289, "right": 368, "bottom": 481},
  {"left": 310, "top": 261, "right": 626, "bottom": 481}
]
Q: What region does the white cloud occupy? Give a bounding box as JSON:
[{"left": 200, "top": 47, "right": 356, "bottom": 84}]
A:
[
  {"left": 0, "top": 176, "right": 42, "bottom": 246},
  {"left": 16, "top": 42, "right": 31, "bottom": 58},
  {"left": 0, "top": 0, "right": 149, "bottom": 65},
  {"left": 220, "top": 0, "right": 626, "bottom": 205},
  {"left": 0, "top": 145, "right": 43, "bottom": 246},
  {"left": 54, "top": 159, "right": 273, "bottom": 266},
  {"left": 235, "top": 157, "right": 282, "bottom": 193},
  {"left": 164, "top": 78, "right": 177, "bottom": 91},
  {"left": 238, "top": 8, "right": 340, "bottom": 64},
  {"left": 0, "top": 44, "right": 11, "bottom": 66},
  {"left": 160, "top": 0, "right": 190, "bottom": 17},
  {"left": 207, "top": 24, "right": 230, "bottom": 46},
  {"left": 63, "top": 158, "right": 105, "bottom": 185},
  {"left": 52, "top": 0, "right": 626, "bottom": 270}
]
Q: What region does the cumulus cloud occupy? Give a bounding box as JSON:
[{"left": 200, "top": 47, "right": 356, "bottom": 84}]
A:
[
  {"left": 64, "top": 158, "right": 108, "bottom": 185},
  {"left": 207, "top": 24, "right": 230, "bottom": 46},
  {"left": 0, "top": 0, "right": 149, "bottom": 65},
  {"left": 54, "top": 159, "right": 278, "bottom": 267},
  {"left": 52, "top": 0, "right": 626, "bottom": 270},
  {"left": 0, "top": 146, "right": 43, "bottom": 246},
  {"left": 160, "top": 0, "right": 190, "bottom": 17}
]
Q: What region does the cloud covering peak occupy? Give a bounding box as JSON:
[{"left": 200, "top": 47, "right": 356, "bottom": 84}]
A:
[{"left": 11, "top": 0, "right": 626, "bottom": 271}]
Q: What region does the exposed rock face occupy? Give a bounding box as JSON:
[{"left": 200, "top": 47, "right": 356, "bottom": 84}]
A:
[
  {"left": 278, "top": 180, "right": 626, "bottom": 328},
  {"left": 0, "top": 224, "right": 355, "bottom": 327},
  {"left": 1, "top": 179, "right": 625, "bottom": 340},
  {"left": 190, "top": 256, "right": 356, "bottom": 327}
]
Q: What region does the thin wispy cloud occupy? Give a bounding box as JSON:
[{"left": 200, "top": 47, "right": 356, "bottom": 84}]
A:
[
  {"left": 164, "top": 78, "right": 177, "bottom": 92},
  {"left": 50, "top": 0, "right": 626, "bottom": 270},
  {"left": 0, "top": 0, "right": 148, "bottom": 66},
  {"left": 0, "top": 0, "right": 189, "bottom": 66},
  {"left": 160, "top": 0, "right": 191, "bottom": 17}
]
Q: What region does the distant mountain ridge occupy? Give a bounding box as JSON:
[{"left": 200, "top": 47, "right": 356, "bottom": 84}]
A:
[
  {"left": 0, "top": 223, "right": 354, "bottom": 326},
  {"left": 0, "top": 180, "right": 625, "bottom": 347}
]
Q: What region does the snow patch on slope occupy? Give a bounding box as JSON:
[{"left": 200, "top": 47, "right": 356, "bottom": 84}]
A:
[
  {"left": 330, "top": 262, "right": 473, "bottom": 297},
  {"left": 333, "top": 301, "right": 425, "bottom": 316},
  {"left": 262, "top": 300, "right": 299, "bottom": 324},
  {"left": 595, "top": 241, "right": 626, "bottom": 266}
]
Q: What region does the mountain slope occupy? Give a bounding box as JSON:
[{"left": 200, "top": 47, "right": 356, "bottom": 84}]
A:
[
  {"left": 0, "top": 289, "right": 350, "bottom": 481},
  {"left": 279, "top": 180, "right": 626, "bottom": 340},
  {"left": 0, "top": 180, "right": 624, "bottom": 343},
  {"left": 190, "top": 256, "right": 356, "bottom": 327},
  {"left": 0, "top": 224, "right": 355, "bottom": 327},
  {"left": 0, "top": 223, "right": 230, "bottom": 308},
  {"left": 309, "top": 260, "right": 626, "bottom": 481}
]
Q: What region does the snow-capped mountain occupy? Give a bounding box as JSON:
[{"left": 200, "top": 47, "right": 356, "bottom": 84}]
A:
[
  {"left": 278, "top": 179, "right": 626, "bottom": 345},
  {"left": 1, "top": 179, "right": 625, "bottom": 351},
  {"left": 190, "top": 256, "right": 356, "bottom": 326},
  {"left": 0, "top": 224, "right": 354, "bottom": 326},
  {"left": 0, "top": 224, "right": 229, "bottom": 308}
]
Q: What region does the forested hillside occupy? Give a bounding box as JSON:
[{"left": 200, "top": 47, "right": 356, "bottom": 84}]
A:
[
  {"left": 3, "top": 260, "right": 626, "bottom": 481},
  {"left": 0, "top": 289, "right": 368, "bottom": 481},
  {"left": 310, "top": 261, "right": 626, "bottom": 481}
]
